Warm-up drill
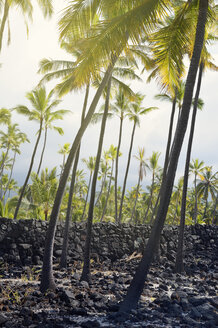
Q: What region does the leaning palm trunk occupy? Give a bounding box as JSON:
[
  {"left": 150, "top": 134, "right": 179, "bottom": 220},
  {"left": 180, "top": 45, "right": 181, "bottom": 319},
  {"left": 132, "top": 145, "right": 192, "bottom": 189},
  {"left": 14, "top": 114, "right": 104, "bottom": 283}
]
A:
[
  {"left": 114, "top": 117, "right": 124, "bottom": 222},
  {"left": 14, "top": 122, "right": 43, "bottom": 220},
  {"left": 144, "top": 174, "right": 155, "bottom": 223},
  {"left": 0, "top": 0, "right": 9, "bottom": 53},
  {"left": 119, "top": 0, "right": 208, "bottom": 312},
  {"left": 175, "top": 62, "right": 203, "bottom": 273},
  {"left": 80, "top": 74, "right": 112, "bottom": 283},
  {"left": 40, "top": 62, "right": 115, "bottom": 293},
  {"left": 60, "top": 84, "right": 89, "bottom": 268},
  {"left": 37, "top": 128, "right": 48, "bottom": 175},
  {"left": 101, "top": 159, "right": 114, "bottom": 222},
  {"left": 118, "top": 122, "right": 136, "bottom": 223}
]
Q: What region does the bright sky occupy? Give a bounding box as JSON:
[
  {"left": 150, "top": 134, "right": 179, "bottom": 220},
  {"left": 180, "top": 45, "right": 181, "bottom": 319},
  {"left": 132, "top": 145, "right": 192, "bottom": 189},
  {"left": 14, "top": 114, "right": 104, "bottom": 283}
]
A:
[{"left": 0, "top": 0, "right": 217, "bottom": 191}]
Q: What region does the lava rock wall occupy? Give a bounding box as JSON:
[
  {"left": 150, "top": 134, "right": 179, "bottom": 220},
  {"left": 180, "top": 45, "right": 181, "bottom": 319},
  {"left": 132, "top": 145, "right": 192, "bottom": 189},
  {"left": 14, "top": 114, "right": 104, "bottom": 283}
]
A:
[{"left": 0, "top": 218, "right": 217, "bottom": 266}]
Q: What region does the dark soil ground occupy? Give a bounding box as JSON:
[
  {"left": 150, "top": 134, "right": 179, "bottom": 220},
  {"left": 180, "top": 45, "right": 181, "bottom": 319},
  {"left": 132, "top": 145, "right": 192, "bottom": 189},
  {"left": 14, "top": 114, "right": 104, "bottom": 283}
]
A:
[{"left": 0, "top": 250, "right": 218, "bottom": 328}]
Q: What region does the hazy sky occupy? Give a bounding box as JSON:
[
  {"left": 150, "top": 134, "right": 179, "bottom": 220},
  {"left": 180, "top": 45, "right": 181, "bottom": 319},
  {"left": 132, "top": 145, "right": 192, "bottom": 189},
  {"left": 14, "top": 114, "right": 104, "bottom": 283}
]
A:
[{"left": 0, "top": 1, "right": 217, "bottom": 192}]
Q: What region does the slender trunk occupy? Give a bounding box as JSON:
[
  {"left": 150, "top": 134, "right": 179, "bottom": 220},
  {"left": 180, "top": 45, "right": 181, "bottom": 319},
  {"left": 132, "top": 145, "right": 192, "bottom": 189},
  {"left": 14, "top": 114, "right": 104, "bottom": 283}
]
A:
[
  {"left": 144, "top": 173, "right": 155, "bottom": 223},
  {"left": 37, "top": 127, "right": 48, "bottom": 175},
  {"left": 101, "top": 159, "right": 114, "bottom": 222},
  {"left": 14, "top": 122, "right": 43, "bottom": 220},
  {"left": 118, "top": 122, "right": 136, "bottom": 223},
  {"left": 212, "top": 192, "right": 218, "bottom": 225},
  {"left": 119, "top": 0, "right": 208, "bottom": 312},
  {"left": 115, "top": 117, "right": 124, "bottom": 222},
  {"left": 40, "top": 61, "right": 115, "bottom": 293},
  {"left": 80, "top": 74, "right": 112, "bottom": 283},
  {"left": 131, "top": 173, "right": 141, "bottom": 222},
  {"left": 60, "top": 83, "right": 89, "bottom": 268},
  {"left": 203, "top": 195, "right": 208, "bottom": 222},
  {"left": 3, "top": 151, "right": 16, "bottom": 200},
  {"left": 81, "top": 172, "right": 92, "bottom": 220},
  {"left": 95, "top": 164, "right": 107, "bottom": 206},
  {"left": 163, "top": 92, "right": 178, "bottom": 180},
  {"left": 193, "top": 173, "right": 198, "bottom": 224},
  {"left": 175, "top": 62, "right": 203, "bottom": 273},
  {"left": 0, "top": 0, "right": 9, "bottom": 53}
]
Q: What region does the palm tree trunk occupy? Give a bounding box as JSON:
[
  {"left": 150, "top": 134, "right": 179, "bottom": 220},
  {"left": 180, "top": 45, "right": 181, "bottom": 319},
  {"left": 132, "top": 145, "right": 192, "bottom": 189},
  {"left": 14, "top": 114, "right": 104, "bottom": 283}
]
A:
[
  {"left": 144, "top": 173, "right": 155, "bottom": 223},
  {"left": 3, "top": 151, "right": 16, "bottom": 200},
  {"left": 37, "top": 127, "right": 48, "bottom": 175},
  {"left": 81, "top": 172, "right": 92, "bottom": 220},
  {"left": 95, "top": 165, "right": 107, "bottom": 206},
  {"left": 118, "top": 122, "right": 136, "bottom": 223},
  {"left": 60, "top": 83, "right": 89, "bottom": 268},
  {"left": 193, "top": 173, "right": 198, "bottom": 224},
  {"left": 115, "top": 117, "right": 124, "bottom": 222},
  {"left": 80, "top": 74, "right": 112, "bottom": 282},
  {"left": 40, "top": 61, "right": 115, "bottom": 293},
  {"left": 131, "top": 173, "right": 141, "bottom": 222},
  {"left": 119, "top": 0, "right": 208, "bottom": 312},
  {"left": 203, "top": 195, "right": 208, "bottom": 222},
  {"left": 212, "top": 192, "right": 218, "bottom": 225},
  {"left": 175, "top": 62, "right": 203, "bottom": 273},
  {"left": 101, "top": 159, "right": 114, "bottom": 222},
  {"left": 0, "top": 0, "right": 9, "bottom": 53},
  {"left": 14, "top": 122, "right": 43, "bottom": 220}
]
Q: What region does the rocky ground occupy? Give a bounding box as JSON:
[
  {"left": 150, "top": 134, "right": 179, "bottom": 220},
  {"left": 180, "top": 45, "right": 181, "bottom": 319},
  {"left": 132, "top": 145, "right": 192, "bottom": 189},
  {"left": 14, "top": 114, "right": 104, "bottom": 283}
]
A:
[{"left": 0, "top": 248, "right": 218, "bottom": 328}]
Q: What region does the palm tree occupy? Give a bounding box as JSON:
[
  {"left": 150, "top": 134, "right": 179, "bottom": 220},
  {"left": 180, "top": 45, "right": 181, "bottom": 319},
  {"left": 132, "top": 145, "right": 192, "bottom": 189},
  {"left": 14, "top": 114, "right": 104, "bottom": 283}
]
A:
[
  {"left": 144, "top": 151, "right": 161, "bottom": 223},
  {"left": 119, "top": 0, "right": 209, "bottom": 312},
  {"left": 80, "top": 73, "right": 113, "bottom": 282},
  {"left": 58, "top": 143, "right": 71, "bottom": 176},
  {"left": 131, "top": 147, "right": 148, "bottom": 222},
  {"left": 13, "top": 86, "right": 62, "bottom": 220},
  {"left": 0, "top": 0, "right": 53, "bottom": 53},
  {"left": 81, "top": 156, "right": 96, "bottom": 221},
  {"left": 118, "top": 93, "right": 157, "bottom": 222},
  {"left": 30, "top": 168, "right": 58, "bottom": 221},
  {"left": 197, "top": 167, "right": 217, "bottom": 222},
  {"left": 100, "top": 144, "right": 118, "bottom": 222},
  {"left": 37, "top": 105, "right": 70, "bottom": 175}
]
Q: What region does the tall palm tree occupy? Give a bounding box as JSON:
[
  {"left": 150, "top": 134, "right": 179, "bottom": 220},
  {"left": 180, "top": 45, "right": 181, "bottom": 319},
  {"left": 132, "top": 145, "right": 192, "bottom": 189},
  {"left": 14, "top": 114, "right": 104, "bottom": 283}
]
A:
[
  {"left": 131, "top": 147, "right": 148, "bottom": 222},
  {"left": 197, "top": 166, "right": 217, "bottom": 222},
  {"left": 118, "top": 93, "right": 157, "bottom": 222},
  {"left": 119, "top": 0, "right": 209, "bottom": 312},
  {"left": 13, "top": 86, "right": 62, "bottom": 220},
  {"left": 58, "top": 143, "right": 71, "bottom": 176},
  {"left": 81, "top": 156, "right": 96, "bottom": 221},
  {"left": 100, "top": 144, "right": 117, "bottom": 222},
  {"left": 80, "top": 73, "right": 113, "bottom": 283},
  {"left": 143, "top": 151, "right": 161, "bottom": 223},
  {"left": 37, "top": 105, "right": 70, "bottom": 175},
  {"left": 0, "top": 0, "right": 53, "bottom": 53},
  {"left": 190, "top": 159, "right": 205, "bottom": 223}
]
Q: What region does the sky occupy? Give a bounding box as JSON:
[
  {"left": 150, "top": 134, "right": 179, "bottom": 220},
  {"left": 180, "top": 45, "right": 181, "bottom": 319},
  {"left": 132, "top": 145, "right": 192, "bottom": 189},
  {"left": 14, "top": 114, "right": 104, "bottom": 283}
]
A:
[{"left": 0, "top": 0, "right": 217, "bottom": 193}]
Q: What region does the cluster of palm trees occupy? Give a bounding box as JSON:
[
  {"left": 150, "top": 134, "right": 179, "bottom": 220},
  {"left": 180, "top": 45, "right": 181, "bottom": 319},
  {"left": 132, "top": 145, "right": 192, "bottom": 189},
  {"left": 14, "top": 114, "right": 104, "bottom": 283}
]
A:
[{"left": 1, "top": 0, "right": 217, "bottom": 313}]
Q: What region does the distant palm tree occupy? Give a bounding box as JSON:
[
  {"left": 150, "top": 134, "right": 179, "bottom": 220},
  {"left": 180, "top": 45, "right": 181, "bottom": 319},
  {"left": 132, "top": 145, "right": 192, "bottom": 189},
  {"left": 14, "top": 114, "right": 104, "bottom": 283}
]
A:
[
  {"left": 118, "top": 93, "right": 158, "bottom": 222},
  {"left": 0, "top": 108, "right": 11, "bottom": 125},
  {"left": 37, "top": 104, "right": 70, "bottom": 175},
  {"left": 13, "top": 86, "right": 63, "bottom": 220},
  {"left": 131, "top": 147, "right": 148, "bottom": 222},
  {"left": 81, "top": 156, "right": 96, "bottom": 220},
  {"left": 58, "top": 143, "right": 71, "bottom": 176},
  {"left": 197, "top": 167, "right": 217, "bottom": 222}
]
